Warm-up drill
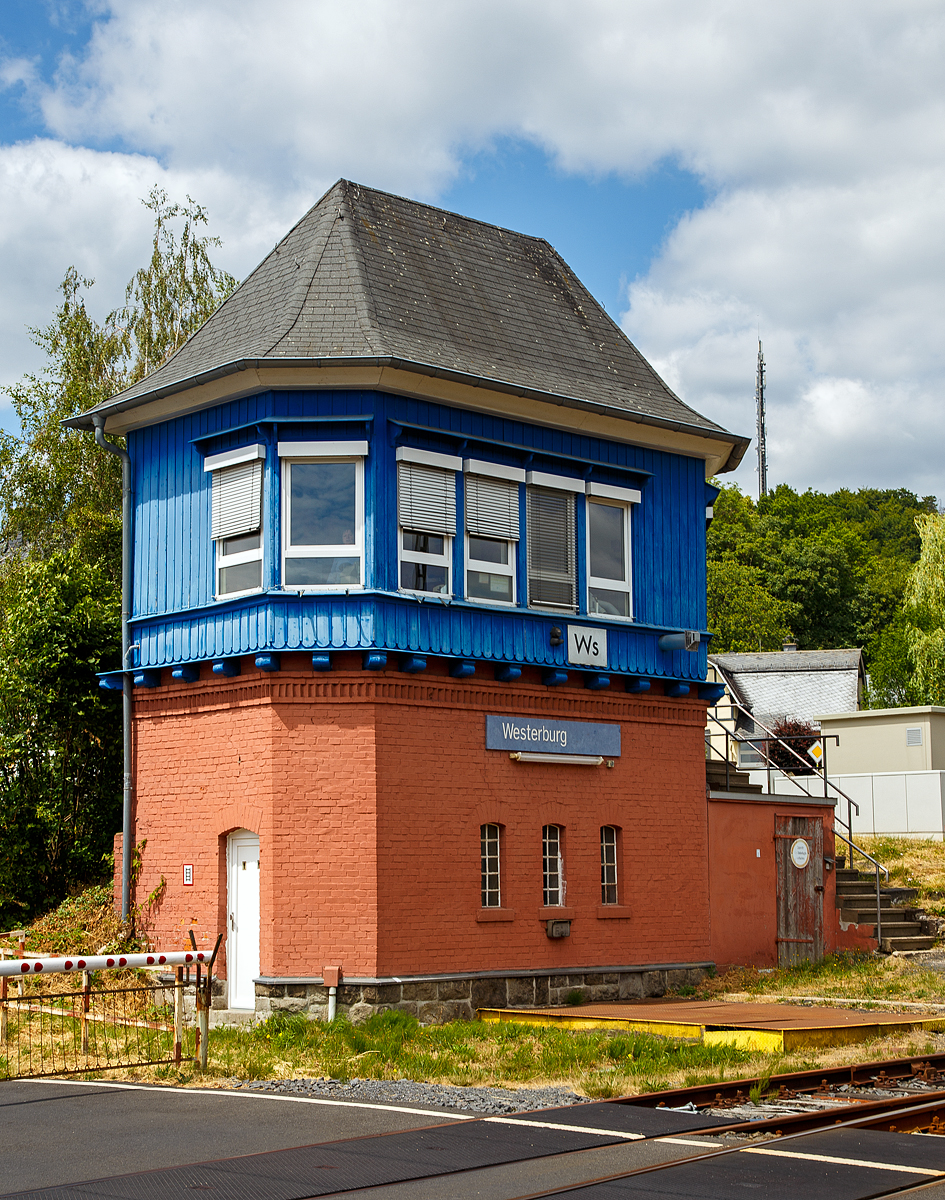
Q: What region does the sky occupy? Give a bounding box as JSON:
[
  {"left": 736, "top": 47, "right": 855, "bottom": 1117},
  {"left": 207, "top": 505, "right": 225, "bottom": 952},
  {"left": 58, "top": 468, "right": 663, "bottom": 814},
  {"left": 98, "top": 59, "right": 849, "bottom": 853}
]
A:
[{"left": 0, "top": 1, "right": 943, "bottom": 502}]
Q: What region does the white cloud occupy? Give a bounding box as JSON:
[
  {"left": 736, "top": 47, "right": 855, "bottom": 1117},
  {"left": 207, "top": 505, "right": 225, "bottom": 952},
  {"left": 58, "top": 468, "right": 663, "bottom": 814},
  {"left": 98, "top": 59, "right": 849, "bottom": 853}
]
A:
[
  {"left": 623, "top": 168, "right": 945, "bottom": 496},
  {"left": 1, "top": 0, "right": 944, "bottom": 496}
]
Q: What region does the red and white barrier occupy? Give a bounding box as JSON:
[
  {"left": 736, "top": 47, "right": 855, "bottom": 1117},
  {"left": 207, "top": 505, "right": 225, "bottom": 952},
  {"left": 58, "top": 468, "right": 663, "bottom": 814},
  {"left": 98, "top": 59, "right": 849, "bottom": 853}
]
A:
[{"left": 0, "top": 950, "right": 207, "bottom": 977}]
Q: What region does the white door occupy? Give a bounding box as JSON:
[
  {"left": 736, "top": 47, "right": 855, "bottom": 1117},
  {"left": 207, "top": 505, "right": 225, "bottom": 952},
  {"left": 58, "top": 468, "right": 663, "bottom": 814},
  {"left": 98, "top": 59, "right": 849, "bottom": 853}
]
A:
[{"left": 227, "top": 830, "right": 260, "bottom": 1010}]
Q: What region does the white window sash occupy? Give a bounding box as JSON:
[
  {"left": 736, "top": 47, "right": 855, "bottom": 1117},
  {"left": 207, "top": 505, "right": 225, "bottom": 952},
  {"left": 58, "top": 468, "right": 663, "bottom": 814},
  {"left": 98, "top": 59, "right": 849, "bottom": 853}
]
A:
[
  {"left": 281, "top": 457, "right": 364, "bottom": 589},
  {"left": 465, "top": 535, "right": 516, "bottom": 606},
  {"left": 586, "top": 498, "right": 632, "bottom": 618},
  {"left": 527, "top": 488, "right": 576, "bottom": 611},
  {"left": 399, "top": 529, "right": 452, "bottom": 596}
]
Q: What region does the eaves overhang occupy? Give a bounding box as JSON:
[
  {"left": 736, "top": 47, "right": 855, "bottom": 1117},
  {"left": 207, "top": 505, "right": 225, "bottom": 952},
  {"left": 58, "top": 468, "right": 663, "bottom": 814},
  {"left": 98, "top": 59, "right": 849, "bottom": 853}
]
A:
[{"left": 63, "top": 354, "right": 751, "bottom": 475}]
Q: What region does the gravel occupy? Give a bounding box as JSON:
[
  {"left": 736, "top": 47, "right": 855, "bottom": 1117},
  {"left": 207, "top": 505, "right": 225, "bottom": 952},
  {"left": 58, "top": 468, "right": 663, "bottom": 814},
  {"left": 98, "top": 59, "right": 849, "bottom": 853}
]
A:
[{"left": 229, "top": 1077, "right": 589, "bottom": 1114}]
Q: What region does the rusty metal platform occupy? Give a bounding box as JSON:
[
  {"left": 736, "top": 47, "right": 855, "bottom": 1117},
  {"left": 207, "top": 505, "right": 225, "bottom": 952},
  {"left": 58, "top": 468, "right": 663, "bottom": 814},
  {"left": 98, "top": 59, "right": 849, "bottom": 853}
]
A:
[{"left": 477, "top": 998, "right": 945, "bottom": 1051}]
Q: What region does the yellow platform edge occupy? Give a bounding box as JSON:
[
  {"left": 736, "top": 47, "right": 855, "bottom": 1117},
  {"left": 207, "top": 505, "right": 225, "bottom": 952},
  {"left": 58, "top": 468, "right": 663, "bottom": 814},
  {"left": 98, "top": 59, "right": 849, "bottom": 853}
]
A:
[{"left": 477, "top": 1009, "right": 945, "bottom": 1053}]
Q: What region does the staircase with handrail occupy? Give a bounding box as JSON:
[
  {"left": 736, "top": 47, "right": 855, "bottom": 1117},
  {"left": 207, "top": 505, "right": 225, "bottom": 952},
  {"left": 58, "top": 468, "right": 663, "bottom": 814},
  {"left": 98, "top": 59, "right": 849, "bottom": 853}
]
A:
[{"left": 705, "top": 694, "right": 937, "bottom": 953}]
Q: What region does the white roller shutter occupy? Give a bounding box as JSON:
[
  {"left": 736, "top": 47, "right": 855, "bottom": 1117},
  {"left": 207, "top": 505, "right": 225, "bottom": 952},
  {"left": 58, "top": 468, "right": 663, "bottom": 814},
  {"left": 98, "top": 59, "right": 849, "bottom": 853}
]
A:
[
  {"left": 212, "top": 459, "right": 263, "bottom": 541},
  {"left": 465, "top": 474, "right": 520, "bottom": 540},
  {"left": 527, "top": 487, "right": 576, "bottom": 610},
  {"left": 398, "top": 462, "right": 456, "bottom": 535}
]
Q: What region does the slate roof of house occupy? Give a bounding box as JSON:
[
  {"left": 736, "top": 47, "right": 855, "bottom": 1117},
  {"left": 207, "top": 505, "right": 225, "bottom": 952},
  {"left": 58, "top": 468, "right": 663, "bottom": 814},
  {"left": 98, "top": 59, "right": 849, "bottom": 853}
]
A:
[
  {"left": 709, "top": 649, "right": 865, "bottom": 728},
  {"left": 67, "top": 180, "right": 748, "bottom": 466}
]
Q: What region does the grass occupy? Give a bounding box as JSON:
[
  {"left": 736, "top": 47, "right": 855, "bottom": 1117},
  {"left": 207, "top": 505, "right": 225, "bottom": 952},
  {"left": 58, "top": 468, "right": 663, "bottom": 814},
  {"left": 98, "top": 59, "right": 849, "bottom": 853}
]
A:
[
  {"left": 854, "top": 836, "right": 945, "bottom": 916},
  {"left": 684, "top": 951, "right": 945, "bottom": 1007},
  {"left": 201, "top": 1009, "right": 759, "bottom": 1098}
]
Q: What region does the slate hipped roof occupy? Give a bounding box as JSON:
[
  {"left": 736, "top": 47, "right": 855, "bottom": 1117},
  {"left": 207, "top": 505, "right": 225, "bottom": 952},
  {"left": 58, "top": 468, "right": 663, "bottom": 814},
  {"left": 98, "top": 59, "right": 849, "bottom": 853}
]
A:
[{"left": 69, "top": 180, "right": 748, "bottom": 466}]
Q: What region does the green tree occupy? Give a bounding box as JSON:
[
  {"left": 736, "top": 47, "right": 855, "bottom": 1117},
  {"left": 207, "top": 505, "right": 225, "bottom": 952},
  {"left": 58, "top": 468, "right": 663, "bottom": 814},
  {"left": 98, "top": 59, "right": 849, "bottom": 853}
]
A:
[
  {"left": 707, "top": 559, "right": 798, "bottom": 652},
  {"left": 0, "top": 549, "right": 121, "bottom": 925},
  {"left": 0, "top": 190, "right": 236, "bottom": 918},
  {"left": 903, "top": 513, "right": 945, "bottom": 705}
]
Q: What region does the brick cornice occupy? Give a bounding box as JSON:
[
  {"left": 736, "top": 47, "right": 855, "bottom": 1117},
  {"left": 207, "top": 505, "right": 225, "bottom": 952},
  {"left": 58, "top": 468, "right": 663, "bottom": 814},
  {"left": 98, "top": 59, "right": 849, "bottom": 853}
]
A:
[{"left": 132, "top": 670, "right": 705, "bottom": 727}]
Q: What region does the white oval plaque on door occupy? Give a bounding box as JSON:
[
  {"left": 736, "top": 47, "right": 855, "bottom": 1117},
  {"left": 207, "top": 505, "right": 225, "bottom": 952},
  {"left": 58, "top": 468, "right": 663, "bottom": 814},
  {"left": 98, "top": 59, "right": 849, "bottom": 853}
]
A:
[{"left": 791, "top": 838, "right": 811, "bottom": 869}]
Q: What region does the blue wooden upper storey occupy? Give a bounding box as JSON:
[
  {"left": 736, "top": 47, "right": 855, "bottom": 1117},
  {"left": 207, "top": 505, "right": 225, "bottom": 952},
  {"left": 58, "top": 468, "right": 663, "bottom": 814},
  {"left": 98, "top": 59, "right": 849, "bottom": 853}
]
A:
[{"left": 128, "top": 388, "right": 715, "bottom": 683}]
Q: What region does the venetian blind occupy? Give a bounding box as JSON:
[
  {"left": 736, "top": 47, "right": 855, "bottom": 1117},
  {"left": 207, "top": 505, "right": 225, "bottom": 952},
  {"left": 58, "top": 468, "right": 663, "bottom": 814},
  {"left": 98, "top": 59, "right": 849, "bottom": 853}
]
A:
[
  {"left": 465, "top": 474, "right": 520, "bottom": 540},
  {"left": 527, "top": 487, "right": 576, "bottom": 610},
  {"left": 211, "top": 459, "right": 263, "bottom": 542},
  {"left": 397, "top": 462, "right": 456, "bottom": 535}
]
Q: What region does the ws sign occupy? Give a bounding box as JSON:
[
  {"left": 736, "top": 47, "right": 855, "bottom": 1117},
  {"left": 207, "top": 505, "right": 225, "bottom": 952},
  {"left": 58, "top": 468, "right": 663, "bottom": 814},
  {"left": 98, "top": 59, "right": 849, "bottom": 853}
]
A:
[{"left": 567, "top": 625, "right": 607, "bottom": 667}]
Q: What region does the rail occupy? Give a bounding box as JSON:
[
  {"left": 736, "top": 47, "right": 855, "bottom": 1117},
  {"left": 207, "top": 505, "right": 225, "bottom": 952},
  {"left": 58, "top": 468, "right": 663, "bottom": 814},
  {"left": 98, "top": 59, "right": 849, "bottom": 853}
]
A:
[
  {"left": 0, "top": 943, "right": 222, "bottom": 1078},
  {"left": 706, "top": 698, "right": 889, "bottom": 945}
]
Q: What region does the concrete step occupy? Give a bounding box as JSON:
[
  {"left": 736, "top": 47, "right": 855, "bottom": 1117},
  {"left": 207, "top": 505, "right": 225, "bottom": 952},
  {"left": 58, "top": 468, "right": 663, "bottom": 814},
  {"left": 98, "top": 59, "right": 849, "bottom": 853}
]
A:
[
  {"left": 839, "top": 906, "right": 917, "bottom": 924},
  {"left": 882, "top": 935, "right": 939, "bottom": 952}
]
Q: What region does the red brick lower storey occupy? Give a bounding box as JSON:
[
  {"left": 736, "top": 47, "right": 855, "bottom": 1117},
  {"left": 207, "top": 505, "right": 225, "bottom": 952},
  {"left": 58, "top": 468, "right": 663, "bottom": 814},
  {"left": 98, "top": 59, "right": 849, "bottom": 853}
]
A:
[{"left": 126, "top": 653, "right": 712, "bottom": 997}]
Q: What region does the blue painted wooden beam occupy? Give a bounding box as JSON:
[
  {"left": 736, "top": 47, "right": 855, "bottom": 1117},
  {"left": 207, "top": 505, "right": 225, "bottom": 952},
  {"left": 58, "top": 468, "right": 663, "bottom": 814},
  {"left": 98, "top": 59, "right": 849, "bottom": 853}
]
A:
[
  {"left": 212, "top": 659, "right": 241, "bottom": 677},
  {"left": 401, "top": 655, "right": 427, "bottom": 673},
  {"left": 542, "top": 669, "right": 569, "bottom": 687},
  {"left": 584, "top": 673, "right": 610, "bottom": 690},
  {"left": 449, "top": 660, "right": 476, "bottom": 678},
  {"left": 133, "top": 669, "right": 161, "bottom": 688},
  {"left": 698, "top": 682, "right": 726, "bottom": 702},
  {"left": 312, "top": 653, "right": 332, "bottom": 671},
  {"left": 363, "top": 651, "right": 387, "bottom": 670},
  {"left": 98, "top": 672, "right": 124, "bottom": 692},
  {"left": 665, "top": 682, "right": 690, "bottom": 697},
  {"left": 625, "top": 678, "right": 651, "bottom": 693},
  {"left": 494, "top": 664, "right": 522, "bottom": 682},
  {"left": 255, "top": 653, "right": 280, "bottom": 672},
  {"left": 171, "top": 664, "right": 199, "bottom": 683}
]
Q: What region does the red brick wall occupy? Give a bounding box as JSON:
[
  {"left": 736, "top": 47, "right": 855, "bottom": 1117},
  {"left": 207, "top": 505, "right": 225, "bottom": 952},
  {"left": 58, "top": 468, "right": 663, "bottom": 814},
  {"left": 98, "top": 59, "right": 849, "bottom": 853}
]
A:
[{"left": 127, "top": 653, "right": 712, "bottom": 982}]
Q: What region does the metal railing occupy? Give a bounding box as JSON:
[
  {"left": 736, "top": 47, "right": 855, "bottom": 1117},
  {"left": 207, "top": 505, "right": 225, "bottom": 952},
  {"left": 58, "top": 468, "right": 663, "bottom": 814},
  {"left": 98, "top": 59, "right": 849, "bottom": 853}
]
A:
[
  {"left": 706, "top": 697, "right": 890, "bottom": 945},
  {"left": 0, "top": 943, "right": 221, "bottom": 1079}
]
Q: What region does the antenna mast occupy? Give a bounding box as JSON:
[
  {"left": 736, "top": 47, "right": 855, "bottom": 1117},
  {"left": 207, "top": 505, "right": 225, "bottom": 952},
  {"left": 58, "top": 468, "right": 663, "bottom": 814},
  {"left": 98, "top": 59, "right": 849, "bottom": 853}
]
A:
[{"left": 755, "top": 339, "right": 767, "bottom": 499}]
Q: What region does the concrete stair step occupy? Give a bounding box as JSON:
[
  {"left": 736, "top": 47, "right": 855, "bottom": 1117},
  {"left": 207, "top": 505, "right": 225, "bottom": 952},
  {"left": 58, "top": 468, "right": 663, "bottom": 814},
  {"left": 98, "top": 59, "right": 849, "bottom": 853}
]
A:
[
  {"left": 881, "top": 936, "right": 939, "bottom": 952},
  {"left": 839, "top": 907, "right": 915, "bottom": 924}
]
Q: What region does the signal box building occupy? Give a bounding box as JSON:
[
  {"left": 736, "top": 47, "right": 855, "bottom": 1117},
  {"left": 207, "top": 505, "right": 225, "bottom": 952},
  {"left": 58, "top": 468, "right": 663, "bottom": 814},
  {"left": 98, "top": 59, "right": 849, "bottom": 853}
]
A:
[{"left": 75, "top": 181, "right": 764, "bottom": 1019}]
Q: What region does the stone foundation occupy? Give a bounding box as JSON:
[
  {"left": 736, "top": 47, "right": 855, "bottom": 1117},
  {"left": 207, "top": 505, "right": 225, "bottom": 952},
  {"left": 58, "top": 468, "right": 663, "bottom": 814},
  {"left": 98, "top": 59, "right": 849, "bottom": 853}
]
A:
[{"left": 251, "top": 963, "right": 713, "bottom": 1025}]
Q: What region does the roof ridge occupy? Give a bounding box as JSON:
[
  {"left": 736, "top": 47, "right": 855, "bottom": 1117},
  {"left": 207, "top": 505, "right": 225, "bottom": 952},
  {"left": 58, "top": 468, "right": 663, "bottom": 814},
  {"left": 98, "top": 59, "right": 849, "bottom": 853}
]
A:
[
  {"left": 264, "top": 200, "right": 343, "bottom": 356},
  {"left": 337, "top": 182, "right": 386, "bottom": 356}
]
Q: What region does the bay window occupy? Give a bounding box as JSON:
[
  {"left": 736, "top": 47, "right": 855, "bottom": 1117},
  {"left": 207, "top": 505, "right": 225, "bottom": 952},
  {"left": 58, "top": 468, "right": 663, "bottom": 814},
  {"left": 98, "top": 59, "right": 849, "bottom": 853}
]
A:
[
  {"left": 464, "top": 461, "right": 523, "bottom": 605},
  {"left": 397, "top": 446, "right": 460, "bottom": 596},
  {"left": 279, "top": 441, "right": 366, "bottom": 589},
  {"left": 585, "top": 482, "right": 640, "bottom": 618},
  {"left": 525, "top": 472, "right": 582, "bottom": 612},
  {"left": 206, "top": 443, "right": 265, "bottom": 599}
]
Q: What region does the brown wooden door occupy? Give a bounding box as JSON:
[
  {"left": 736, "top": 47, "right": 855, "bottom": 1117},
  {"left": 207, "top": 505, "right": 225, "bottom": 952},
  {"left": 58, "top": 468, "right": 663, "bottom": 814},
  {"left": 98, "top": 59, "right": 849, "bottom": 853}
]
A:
[{"left": 775, "top": 815, "right": 824, "bottom": 966}]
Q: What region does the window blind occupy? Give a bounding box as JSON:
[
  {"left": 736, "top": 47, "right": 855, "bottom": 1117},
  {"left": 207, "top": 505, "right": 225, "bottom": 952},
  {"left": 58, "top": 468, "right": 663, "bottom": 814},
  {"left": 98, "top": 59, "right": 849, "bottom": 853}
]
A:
[
  {"left": 398, "top": 462, "right": 456, "bottom": 535},
  {"left": 465, "top": 474, "right": 520, "bottom": 540},
  {"left": 527, "top": 487, "right": 576, "bottom": 610},
  {"left": 211, "top": 459, "right": 263, "bottom": 542}
]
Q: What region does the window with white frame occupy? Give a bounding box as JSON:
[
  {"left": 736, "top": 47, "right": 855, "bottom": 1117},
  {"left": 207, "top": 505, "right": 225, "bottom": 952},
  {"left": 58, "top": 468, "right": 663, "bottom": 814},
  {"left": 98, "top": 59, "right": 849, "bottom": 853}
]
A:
[
  {"left": 526, "top": 473, "right": 582, "bottom": 612},
  {"left": 585, "top": 482, "right": 640, "bottom": 618},
  {"left": 542, "top": 824, "right": 565, "bottom": 906},
  {"left": 397, "top": 447, "right": 460, "bottom": 596},
  {"left": 206, "top": 444, "right": 266, "bottom": 598},
  {"left": 600, "top": 826, "right": 618, "bottom": 905},
  {"left": 279, "top": 441, "right": 366, "bottom": 589},
  {"left": 464, "top": 460, "right": 523, "bottom": 605},
  {"left": 481, "top": 823, "right": 501, "bottom": 908}
]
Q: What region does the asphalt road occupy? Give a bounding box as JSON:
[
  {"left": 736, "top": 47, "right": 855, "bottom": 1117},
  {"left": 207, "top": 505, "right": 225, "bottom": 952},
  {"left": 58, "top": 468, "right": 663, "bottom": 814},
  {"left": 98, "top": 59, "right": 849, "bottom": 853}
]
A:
[{"left": 0, "top": 1079, "right": 466, "bottom": 1193}]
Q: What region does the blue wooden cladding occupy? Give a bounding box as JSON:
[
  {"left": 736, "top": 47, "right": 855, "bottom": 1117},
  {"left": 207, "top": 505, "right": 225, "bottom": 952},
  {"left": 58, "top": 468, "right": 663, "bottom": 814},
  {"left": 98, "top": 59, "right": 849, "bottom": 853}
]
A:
[{"left": 125, "top": 388, "right": 712, "bottom": 686}]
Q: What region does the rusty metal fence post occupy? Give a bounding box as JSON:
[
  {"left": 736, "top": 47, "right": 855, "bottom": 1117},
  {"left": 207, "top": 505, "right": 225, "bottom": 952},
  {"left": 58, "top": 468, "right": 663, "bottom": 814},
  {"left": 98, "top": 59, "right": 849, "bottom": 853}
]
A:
[{"left": 81, "top": 971, "right": 91, "bottom": 1056}]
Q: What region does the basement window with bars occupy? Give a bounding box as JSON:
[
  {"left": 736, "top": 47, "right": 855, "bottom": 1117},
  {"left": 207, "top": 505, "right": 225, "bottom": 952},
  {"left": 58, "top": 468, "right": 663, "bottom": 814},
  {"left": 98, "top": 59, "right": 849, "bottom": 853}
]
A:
[
  {"left": 206, "top": 444, "right": 266, "bottom": 598},
  {"left": 542, "top": 824, "right": 565, "bottom": 907},
  {"left": 526, "top": 478, "right": 579, "bottom": 612},
  {"left": 600, "top": 826, "right": 618, "bottom": 905},
  {"left": 397, "top": 448, "right": 460, "bottom": 596},
  {"left": 464, "top": 462, "right": 522, "bottom": 605},
  {"left": 480, "top": 823, "right": 501, "bottom": 908}
]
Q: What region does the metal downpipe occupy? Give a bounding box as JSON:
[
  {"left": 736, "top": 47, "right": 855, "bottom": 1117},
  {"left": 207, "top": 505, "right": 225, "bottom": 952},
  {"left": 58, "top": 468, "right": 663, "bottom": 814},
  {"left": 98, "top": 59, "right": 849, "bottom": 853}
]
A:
[{"left": 91, "top": 415, "right": 133, "bottom": 922}]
